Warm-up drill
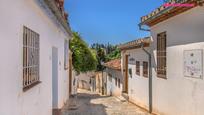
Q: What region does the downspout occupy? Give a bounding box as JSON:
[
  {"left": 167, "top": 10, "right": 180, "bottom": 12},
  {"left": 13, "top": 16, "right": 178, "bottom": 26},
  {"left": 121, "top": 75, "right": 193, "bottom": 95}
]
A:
[
  {"left": 141, "top": 43, "right": 152, "bottom": 113},
  {"left": 139, "top": 15, "right": 152, "bottom": 113}
]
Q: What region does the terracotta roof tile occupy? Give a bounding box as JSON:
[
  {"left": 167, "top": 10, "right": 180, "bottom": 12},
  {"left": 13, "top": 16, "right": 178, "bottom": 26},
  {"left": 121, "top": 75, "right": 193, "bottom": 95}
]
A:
[
  {"left": 140, "top": 0, "right": 202, "bottom": 26},
  {"left": 103, "top": 59, "right": 121, "bottom": 70},
  {"left": 118, "top": 37, "right": 151, "bottom": 50}
]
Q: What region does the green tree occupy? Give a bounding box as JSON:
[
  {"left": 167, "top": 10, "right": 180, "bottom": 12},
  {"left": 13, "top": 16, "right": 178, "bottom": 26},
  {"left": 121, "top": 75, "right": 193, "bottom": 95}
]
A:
[
  {"left": 70, "top": 32, "right": 98, "bottom": 74},
  {"left": 91, "top": 44, "right": 106, "bottom": 71},
  {"left": 91, "top": 43, "right": 121, "bottom": 71},
  {"left": 105, "top": 48, "right": 121, "bottom": 61}
]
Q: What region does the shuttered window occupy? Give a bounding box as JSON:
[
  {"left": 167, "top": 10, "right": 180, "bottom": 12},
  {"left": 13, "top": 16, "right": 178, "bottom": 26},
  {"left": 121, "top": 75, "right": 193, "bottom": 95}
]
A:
[
  {"left": 143, "top": 61, "right": 148, "bottom": 78},
  {"left": 157, "top": 32, "right": 167, "bottom": 78},
  {"left": 23, "top": 26, "right": 40, "bottom": 91},
  {"left": 136, "top": 61, "right": 140, "bottom": 76}
]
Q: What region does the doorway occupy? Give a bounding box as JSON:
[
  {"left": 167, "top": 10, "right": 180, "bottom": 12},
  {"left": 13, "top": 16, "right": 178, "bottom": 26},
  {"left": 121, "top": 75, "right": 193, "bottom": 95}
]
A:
[
  {"left": 124, "top": 55, "right": 129, "bottom": 93},
  {"left": 69, "top": 57, "right": 72, "bottom": 95},
  {"left": 52, "top": 47, "right": 58, "bottom": 110}
]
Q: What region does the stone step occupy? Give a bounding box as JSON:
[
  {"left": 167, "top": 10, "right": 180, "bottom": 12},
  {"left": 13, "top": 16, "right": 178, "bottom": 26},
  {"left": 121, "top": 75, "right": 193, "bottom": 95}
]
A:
[
  {"left": 116, "top": 95, "right": 127, "bottom": 102},
  {"left": 122, "top": 93, "right": 129, "bottom": 101}
]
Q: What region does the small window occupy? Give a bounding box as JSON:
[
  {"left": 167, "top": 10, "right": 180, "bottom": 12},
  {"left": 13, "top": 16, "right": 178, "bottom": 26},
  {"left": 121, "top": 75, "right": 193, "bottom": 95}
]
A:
[
  {"left": 136, "top": 61, "right": 140, "bottom": 76},
  {"left": 157, "top": 32, "right": 167, "bottom": 78},
  {"left": 108, "top": 74, "right": 112, "bottom": 82},
  {"left": 23, "top": 26, "right": 40, "bottom": 91},
  {"left": 129, "top": 68, "right": 132, "bottom": 78},
  {"left": 115, "top": 77, "right": 117, "bottom": 86},
  {"left": 118, "top": 79, "right": 120, "bottom": 88},
  {"left": 143, "top": 61, "right": 148, "bottom": 78}
]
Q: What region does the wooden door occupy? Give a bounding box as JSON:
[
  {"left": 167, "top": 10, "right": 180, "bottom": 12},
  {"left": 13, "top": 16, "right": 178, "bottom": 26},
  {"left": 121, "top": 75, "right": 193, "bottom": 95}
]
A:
[{"left": 125, "top": 55, "right": 129, "bottom": 93}]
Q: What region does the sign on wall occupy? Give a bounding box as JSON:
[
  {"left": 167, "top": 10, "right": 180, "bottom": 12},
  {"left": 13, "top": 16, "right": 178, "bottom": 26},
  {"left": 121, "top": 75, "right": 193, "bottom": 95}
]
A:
[
  {"left": 184, "top": 49, "right": 203, "bottom": 79},
  {"left": 128, "top": 57, "right": 136, "bottom": 65}
]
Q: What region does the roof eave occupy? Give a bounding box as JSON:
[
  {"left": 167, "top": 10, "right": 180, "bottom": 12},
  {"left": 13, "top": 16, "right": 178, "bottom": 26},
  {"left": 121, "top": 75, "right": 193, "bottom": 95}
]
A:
[
  {"left": 44, "top": 0, "right": 73, "bottom": 38},
  {"left": 140, "top": 0, "right": 202, "bottom": 27},
  {"left": 119, "top": 43, "right": 150, "bottom": 51},
  {"left": 118, "top": 38, "right": 151, "bottom": 51},
  {"left": 104, "top": 66, "right": 121, "bottom": 71}
]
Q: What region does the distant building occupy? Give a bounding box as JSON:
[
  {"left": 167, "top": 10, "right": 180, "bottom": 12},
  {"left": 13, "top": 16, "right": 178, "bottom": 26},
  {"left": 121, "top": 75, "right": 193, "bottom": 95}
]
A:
[
  {"left": 77, "top": 71, "right": 103, "bottom": 94},
  {"left": 0, "top": 0, "right": 72, "bottom": 115},
  {"left": 77, "top": 71, "right": 95, "bottom": 91},
  {"left": 103, "top": 59, "right": 123, "bottom": 96}
]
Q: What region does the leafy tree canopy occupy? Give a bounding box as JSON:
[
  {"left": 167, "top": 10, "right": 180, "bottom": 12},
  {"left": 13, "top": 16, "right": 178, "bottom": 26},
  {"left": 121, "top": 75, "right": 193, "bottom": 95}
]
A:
[
  {"left": 91, "top": 43, "right": 121, "bottom": 71},
  {"left": 70, "top": 32, "right": 98, "bottom": 74},
  {"left": 105, "top": 48, "right": 121, "bottom": 61}
]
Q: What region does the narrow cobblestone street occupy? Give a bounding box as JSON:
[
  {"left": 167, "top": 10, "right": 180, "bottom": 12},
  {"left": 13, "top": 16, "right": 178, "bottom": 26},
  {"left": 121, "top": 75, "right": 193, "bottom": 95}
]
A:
[{"left": 61, "top": 89, "right": 150, "bottom": 115}]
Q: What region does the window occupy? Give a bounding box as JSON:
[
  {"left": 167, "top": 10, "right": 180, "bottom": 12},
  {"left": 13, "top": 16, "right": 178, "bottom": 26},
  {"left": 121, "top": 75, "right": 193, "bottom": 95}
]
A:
[
  {"left": 64, "top": 39, "right": 69, "bottom": 70},
  {"left": 115, "top": 77, "right": 117, "bottom": 86},
  {"left": 108, "top": 74, "right": 112, "bottom": 82},
  {"left": 129, "top": 68, "right": 132, "bottom": 78},
  {"left": 23, "top": 26, "right": 40, "bottom": 91},
  {"left": 157, "top": 32, "right": 167, "bottom": 78},
  {"left": 118, "top": 79, "right": 120, "bottom": 88},
  {"left": 143, "top": 61, "right": 148, "bottom": 78},
  {"left": 136, "top": 61, "right": 140, "bottom": 76}
]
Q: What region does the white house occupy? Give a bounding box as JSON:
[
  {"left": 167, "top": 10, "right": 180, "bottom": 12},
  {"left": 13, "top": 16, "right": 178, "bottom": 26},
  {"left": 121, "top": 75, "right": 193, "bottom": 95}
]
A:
[
  {"left": 103, "top": 59, "right": 123, "bottom": 96},
  {"left": 118, "top": 37, "right": 151, "bottom": 111},
  {"left": 76, "top": 71, "right": 103, "bottom": 94},
  {"left": 119, "top": 0, "right": 204, "bottom": 115},
  {"left": 77, "top": 71, "right": 95, "bottom": 91},
  {"left": 0, "top": 0, "right": 72, "bottom": 115}
]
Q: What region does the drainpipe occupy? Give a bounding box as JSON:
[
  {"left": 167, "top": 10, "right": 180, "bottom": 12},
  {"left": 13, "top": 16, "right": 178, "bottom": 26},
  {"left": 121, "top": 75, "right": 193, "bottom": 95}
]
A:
[
  {"left": 141, "top": 43, "right": 152, "bottom": 113},
  {"left": 139, "top": 15, "right": 152, "bottom": 113}
]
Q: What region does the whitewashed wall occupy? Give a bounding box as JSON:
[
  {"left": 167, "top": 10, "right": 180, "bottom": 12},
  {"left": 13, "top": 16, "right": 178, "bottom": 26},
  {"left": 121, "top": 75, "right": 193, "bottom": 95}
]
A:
[
  {"left": 77, "top": 71, "right": 95, "bottom": 90},
  {"left": 121, "top": 48, "right": 150, "bottom": 110},
  {"left": 150, "top": 6, "right": 204, "bottom": 115},
  {"left": 0, "top": 0, "right": 71, "bottom": 115},
  {"left": 106, "top": 68, "right": 123, "bottom": 96}
]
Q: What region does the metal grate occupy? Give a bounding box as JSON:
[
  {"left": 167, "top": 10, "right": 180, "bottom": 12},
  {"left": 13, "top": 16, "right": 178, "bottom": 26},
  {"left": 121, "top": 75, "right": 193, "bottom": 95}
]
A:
[
  {"left": 157, "top": 32, "right": 167, "bottom": 78},
  {"left": 136, "top": 61, "right": 140, "bottom": 76},
  {"left": 23, "top": 26, "right": 40, "bottom": 89}
]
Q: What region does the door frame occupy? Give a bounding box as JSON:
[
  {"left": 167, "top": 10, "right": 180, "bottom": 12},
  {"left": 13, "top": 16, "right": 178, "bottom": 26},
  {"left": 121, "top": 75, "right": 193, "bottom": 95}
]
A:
[
  {"left": 125, "top": 55, "right": 129, "bottom": 93},
  {"left": 69, "top": 56, "right": 72, "bottom": 95}
]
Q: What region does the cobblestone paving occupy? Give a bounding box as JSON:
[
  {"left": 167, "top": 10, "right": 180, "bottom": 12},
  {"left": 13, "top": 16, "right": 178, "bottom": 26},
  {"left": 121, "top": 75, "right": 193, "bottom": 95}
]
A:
[{"left": 61, "top": 89, "right": 151, "bottom": 115}]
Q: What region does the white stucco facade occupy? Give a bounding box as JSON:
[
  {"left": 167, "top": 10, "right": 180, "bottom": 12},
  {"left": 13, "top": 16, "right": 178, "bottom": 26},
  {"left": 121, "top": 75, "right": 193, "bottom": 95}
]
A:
[
  {"left": 77, "top": 71, "right": 103, "bottom": 94},
  {"left": 105, "top": 68, "right": 123, "bottom": 96},
  {"left": 0, "top": 1, "right": 72, "bottom": 115},
  {"left": 121, "top": 48, "right": 150, "bottom": 110},
  {"left": 150, "top": 6, "right": 204, "bottom": 115},
  {"left": 77, "top": 71, "right": 95, "bottom": 90},
  {"left": 120, "top": 5, "right": 204, "bottom": 115}
]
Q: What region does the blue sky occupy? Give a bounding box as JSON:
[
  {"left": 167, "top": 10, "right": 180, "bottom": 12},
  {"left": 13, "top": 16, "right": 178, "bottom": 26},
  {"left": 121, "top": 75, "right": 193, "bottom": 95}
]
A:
[{"left": 64, "top": 0, "right": 164, "bottom": 45}]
